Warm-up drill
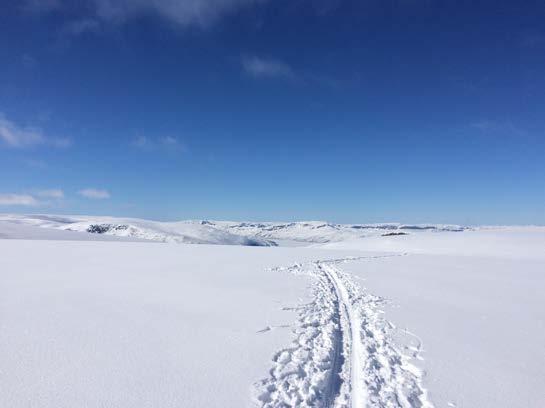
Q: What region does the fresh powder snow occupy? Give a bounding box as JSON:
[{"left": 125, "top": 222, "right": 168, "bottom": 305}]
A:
[{"left": 0, "top": 216, "right": 544, "bottom": 407}]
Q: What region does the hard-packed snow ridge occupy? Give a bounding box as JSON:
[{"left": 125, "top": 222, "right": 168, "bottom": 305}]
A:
[{"left": 255, "top": 256, "right": 434, "bottom": 408}]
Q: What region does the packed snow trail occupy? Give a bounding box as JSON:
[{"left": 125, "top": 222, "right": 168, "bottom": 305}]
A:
[
  {"left": 254, "top": 256, "right": 433, "bottom": 408},
  {"left": 320, "top": 262, "right": 366, "bottom": 407}
]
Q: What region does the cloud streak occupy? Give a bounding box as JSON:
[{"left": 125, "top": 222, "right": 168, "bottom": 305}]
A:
[
  {"left": 97, "top": 0, "right": 264, "bottom": 27},
  {"left": 241, "top": 56, "right": 296, "bottom": 79},
  {"left": 36, "top": 189, "right": 65, "bottom": 199},
  {"left": 240, "top": 55, "right": 356, "bottom": 88},
  {"left": 79, "top": 188, "right": 111, "bottom": 199},
  {"left": 131, "top": 135, "right": 187, "bottom": 152},
  {"left": 23, "top": 0, "right": 61, "bottom": 13},
  {"left": 470, "top": 120, "right": 526, "bottom": 137},
  {"left": 61, "top": 18, "right": 101, "bottom": 36},
  {"left": 0, "top": 115, "right": 44, "bottom": 147},
  {"left": 132, "top": 135, "right": 149, "bottom": 148},
  {"left": 0, "top": 114, "right": 71, "bottom": 148},
  {"left": 0, "top": 189, "right": 66, "bottom": 207},
  {"left": 26, "top": 0, "right": 263, "bottom": 28},
  {"left": 0, "top": 194, "right": 39, "bottom": 206}
]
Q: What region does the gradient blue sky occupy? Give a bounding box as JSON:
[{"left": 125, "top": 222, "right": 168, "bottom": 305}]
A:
[{"left": 1, "top": 0, "right": 544, "bottom": 224}]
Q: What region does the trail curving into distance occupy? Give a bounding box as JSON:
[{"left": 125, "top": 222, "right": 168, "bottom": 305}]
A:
[{"left": 254, "top": 256, "right": 434, "bottom": 408}]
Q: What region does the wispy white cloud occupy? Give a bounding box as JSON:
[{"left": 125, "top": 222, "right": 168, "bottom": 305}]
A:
[
  {"left": 470, "top": 120, "right": 526, "bottom": 137},
  {"left": 131, "top": 135, "right": 187, "bottom": 152},
  {"left": 241, "top": 55, "right": 360, "bottom": 88},
  {"left": 0, "top": 194, "right": 39, "bottom": 206},
  {"left": 61, "top": 18, "right": 101, "bottom": 36},
  {"left": 0, "top": 188, "right": 66, "bottom": 207},
  {"left": 21, "top": 53, "right": 37, "bottom": 69},
  {"left": 93, "top": 0, "right": 263, "bottom": 27},
  {"left": 0, "top": 114, "right": 71, "bottom": 148},
  {"left": 160, "top": 136, "right": 182, "bottom": 147},
  {"left": 470, "top": 120, "right": 495, "bottom": 131},
  {"left": 36, "top": 189, "right": 65, "bottom": 199},
  {"left": 132, "top": 135, "right": 149, "bottom": 148},
  {"left": 79, "top": 188, "right": 111, "bottom": 199},
  {"left": 241, "top": 56, "right": 296, "bottom": 79},
  {"left": 26, "top": 0, "right": 263, "bottom": 28},
  {"left": 23, "top": 0, "right": 61, "bottom": 13},
  {"left": 0, "top": 115, "right": 44, "bottom": 147}
]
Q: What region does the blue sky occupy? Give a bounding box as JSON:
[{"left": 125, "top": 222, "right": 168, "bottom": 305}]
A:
[{"left": 1, "top": 0, "right": 544, "bottom": 224}]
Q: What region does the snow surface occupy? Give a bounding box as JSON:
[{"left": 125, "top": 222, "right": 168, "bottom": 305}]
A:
[
  {"left": 0, "top": 239, "right": 333, "bottom": 407},
  {"left": 330, "top": 229, "right": 545, "bottom": 408},
  {"left": 1, "top": 217, "right": 544, "bottom": 407}
]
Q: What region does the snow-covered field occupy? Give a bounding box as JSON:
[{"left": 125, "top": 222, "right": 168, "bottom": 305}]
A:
[{"left": 1, "top": 215, "right": 544, "bottom": 407}]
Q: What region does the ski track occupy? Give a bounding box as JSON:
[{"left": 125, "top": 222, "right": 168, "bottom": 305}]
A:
[{"left": 254, "top": 256, "right": 434, "bottom": 408}]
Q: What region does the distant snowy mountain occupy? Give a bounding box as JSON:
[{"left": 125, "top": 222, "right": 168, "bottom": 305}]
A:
[
  {"left": 0, "top": 214, "right": 466, "bottom": 246},
  {"left": 209, "top": 220, "right": 465, "bottom": 244},
  {"left": 0, "top": 214, "right": 274, "bottom": 246}
]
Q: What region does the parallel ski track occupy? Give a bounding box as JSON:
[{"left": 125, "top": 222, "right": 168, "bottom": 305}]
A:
[
  {"left": 318, "top": 261, "right": 365, "bottom": 407},
  {"left": 254, "top": 255, "right": 434, "bottom": 408}
]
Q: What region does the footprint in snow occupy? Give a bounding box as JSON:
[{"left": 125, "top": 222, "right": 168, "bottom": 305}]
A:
[{"left": 256, "top": 325, "right": 290, "bottom": 333}]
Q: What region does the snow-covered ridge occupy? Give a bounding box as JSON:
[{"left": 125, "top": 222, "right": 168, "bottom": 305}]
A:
[
  {"left": 207, "top": 220, "right": 466, "bottom": 244},
  {"left": 0, "top": 214, "right": 274, "bottom": 246},
  {"left": 0, "top": 214, "right": 466, "bottom": 246}
]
